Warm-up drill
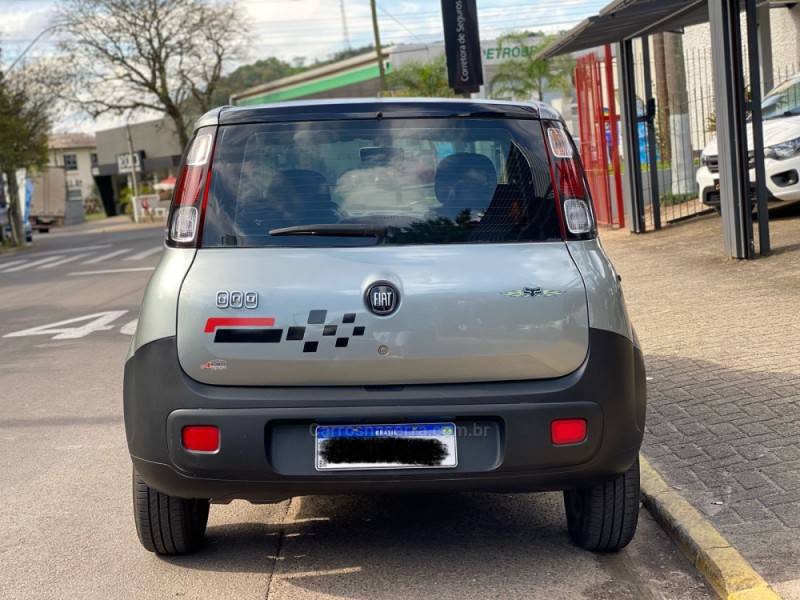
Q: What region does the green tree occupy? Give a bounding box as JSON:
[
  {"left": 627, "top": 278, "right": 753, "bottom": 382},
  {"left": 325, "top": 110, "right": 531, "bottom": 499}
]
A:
[
  {"left": 0, "top": 67, "right": 50, "bottom": 246},
  {"left": 212, "top": 45, "right": 377, "bottom": 107},
  {"left": 386, "top": 57, "right": 454, "bottom": 98},
  {"left": 490, "top": 33, "right": 574, "bottom": 102},
  {"left": 208, "top": 57, "right": 302, "bottom": 108}
]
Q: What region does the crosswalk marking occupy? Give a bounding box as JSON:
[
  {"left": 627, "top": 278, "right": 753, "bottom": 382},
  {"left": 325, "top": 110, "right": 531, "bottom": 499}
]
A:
[
  {"left": 29, "top": 244, "right": 113, "bottom": 257},
  {"left": 1, "top": 256, "right": 64, "bottom": 272},
  {"left": 68, "top": 267, "right": 155, "bottom": 276},
  {"left": 0, "top": 259, "right": 27, "bottom": 271},
  {"left": 81, "top": 248, "right": 131, "bottom": 264},
  {"left": 1, "top": 244, "right": 163, "bottom": 274},
  {"left": 124, "top": 246, "right": 162, "bottom": 261},
  {"left": 37, "top": 253, "right": 93, "bottom": 270}
]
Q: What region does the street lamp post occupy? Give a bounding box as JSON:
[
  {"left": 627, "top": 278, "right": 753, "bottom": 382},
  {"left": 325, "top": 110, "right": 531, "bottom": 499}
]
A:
[{"left": 4, "top": 23, "right": 61, "bottom": 73}]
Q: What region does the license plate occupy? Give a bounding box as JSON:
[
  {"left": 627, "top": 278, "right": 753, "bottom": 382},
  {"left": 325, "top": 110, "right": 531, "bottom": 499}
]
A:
[{"left": 315, "top": 423, "right": 458, "bottom": 471}]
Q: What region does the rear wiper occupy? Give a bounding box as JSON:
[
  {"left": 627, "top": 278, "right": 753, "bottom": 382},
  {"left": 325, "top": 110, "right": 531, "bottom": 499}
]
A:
[{"left": 269, "top": 224, "right": 388, "bottom": 237}]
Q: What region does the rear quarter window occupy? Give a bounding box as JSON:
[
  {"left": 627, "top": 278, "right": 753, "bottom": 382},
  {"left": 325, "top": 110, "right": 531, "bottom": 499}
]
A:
[{"left": 202, "top": 118, "right": 561, "bottom": 247}]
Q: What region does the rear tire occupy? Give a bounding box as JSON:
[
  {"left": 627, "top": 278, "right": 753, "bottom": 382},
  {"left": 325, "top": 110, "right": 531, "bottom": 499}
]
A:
[
  {"left": 563, "top": 458, "right": 640, "bottom": 552},
  {"left": 132, "top": 469, "right": 209, "bottom": 555}
]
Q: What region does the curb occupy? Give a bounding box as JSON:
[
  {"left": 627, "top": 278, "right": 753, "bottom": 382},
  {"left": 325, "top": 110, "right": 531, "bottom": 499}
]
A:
[{"left": 640, "top": 456, "right": 782, "bottom": 600}]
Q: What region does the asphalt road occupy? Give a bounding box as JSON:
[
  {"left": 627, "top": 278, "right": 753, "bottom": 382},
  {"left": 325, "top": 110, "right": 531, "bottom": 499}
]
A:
[{"left": 0, "top": 221, "right": 714, "bottom": 599}]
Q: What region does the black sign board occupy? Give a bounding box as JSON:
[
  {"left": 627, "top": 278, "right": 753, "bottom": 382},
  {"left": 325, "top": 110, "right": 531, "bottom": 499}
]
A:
[{"left": 441, "top": 0, "right": 484, "bottom": 94}]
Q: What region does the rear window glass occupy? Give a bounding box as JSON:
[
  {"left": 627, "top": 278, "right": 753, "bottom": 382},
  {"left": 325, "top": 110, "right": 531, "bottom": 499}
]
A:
[{"left": 202, "top": 118, "right": 560, "bottom": 247}]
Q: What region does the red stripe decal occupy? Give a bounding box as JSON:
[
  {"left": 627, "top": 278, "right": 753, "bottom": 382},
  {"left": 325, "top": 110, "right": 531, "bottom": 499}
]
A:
[{"left": 204, "top": 317, "right": 276, "bottom": 333}]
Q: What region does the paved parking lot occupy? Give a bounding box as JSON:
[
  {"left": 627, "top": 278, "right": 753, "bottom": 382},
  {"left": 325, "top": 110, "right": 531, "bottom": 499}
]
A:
[
  {"left": 601, "top": 206, "right": 800, "bottom": 599},
  {"left": 0, "top": 222, "right": 714, "bottom": 599}
]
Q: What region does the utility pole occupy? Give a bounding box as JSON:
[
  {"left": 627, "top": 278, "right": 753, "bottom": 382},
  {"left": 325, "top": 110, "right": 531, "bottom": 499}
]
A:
[
  {"left": 369, "top": 0, "right": 387, "bottom": 96},
  {"left": 339, "top": 0, "right": 351, "bottom": 50},
  {"left": 125, "top": 122, "right": 141, "bottom": 223}
]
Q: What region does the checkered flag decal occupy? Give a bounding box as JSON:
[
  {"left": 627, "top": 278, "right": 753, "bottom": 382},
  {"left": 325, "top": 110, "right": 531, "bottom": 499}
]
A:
[{"left": 286, "top": 310, "right": 366, "bottom": 353}]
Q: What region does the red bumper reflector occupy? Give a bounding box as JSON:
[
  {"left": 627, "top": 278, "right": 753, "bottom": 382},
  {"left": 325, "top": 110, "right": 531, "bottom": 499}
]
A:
[
  {"left": 551, "top": 419, "right": 587, "bottom": 445},
  {"left": 182, "top": 426, "right": 220, "bottom": 452}
]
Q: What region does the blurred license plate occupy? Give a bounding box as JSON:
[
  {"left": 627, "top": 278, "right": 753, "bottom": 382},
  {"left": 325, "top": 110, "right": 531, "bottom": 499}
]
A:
[{"left": 315, "top": 423, "right": 458, "bottom": 471}]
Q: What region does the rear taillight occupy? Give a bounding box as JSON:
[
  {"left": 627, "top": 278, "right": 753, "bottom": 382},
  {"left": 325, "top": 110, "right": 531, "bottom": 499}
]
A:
[
  {"left": 167, "top": 128, "right": 216, "bottom": 247},
  {"left": 543, "top": 123, "right": 596, "bottom": 240}
]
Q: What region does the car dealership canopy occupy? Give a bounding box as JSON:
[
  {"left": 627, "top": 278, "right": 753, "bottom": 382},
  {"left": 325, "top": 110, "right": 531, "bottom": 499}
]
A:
[{"left": 541, "top": 0, "right": 779, "bottom": 259}]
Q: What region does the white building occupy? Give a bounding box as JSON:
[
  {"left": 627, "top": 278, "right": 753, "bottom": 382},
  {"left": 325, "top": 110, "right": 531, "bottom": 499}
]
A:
[
  {"left": 682, "top": 4, "right": 800, "bottom": 148},
  {"left": 48, "top": 133, "right": 98, "bottom": 206}
]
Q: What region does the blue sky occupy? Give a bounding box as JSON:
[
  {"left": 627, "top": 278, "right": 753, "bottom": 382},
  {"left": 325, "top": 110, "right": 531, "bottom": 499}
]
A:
[{"left": 0, "top": 0, "right": 606, "bottom": 67}]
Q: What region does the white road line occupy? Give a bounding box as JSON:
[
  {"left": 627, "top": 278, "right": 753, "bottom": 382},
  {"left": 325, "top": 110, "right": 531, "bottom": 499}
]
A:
[
  {"left": 4, "top": 310, "right": 129, "bottom": 339},
  {"left": 0, "top": 259, "right": 27, "bottom": 271},
  {"left": 67, "top": 267, "right": 155, "bottom": 276},
  {"left": 26, "top": 244, "right": 113, "bottom": 257},
  {"left": 1, "top": 255, "right": 64, "bottom": 272},
  {"left": 81, "top": 248, "right": 131, "bottom": 264},
  {"left": 124, "top": 246, "right": 163, "bottom": 261},
  {"left": 37, "top": 253, "right": 93, "bottom": 270},
  {"left": 120, "top": 319, "right": 138, "bottom": 335}
]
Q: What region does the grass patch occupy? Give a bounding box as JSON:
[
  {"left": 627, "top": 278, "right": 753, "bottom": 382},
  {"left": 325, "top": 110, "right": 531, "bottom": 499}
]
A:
[
  {"left": 659, "top": 193, "right": 696, "bottom": 206},
  {"left": 84, "top": 212, "right": 108, "bottom": 222}
]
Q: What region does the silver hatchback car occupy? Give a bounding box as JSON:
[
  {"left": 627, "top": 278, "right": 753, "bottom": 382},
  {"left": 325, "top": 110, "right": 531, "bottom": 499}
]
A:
[{"left": 124, "top": 99, "right": 646, "bottom": 556}]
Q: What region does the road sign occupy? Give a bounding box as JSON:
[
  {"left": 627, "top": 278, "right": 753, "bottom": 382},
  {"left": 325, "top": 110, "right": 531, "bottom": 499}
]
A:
[
  {"left": 117, "top": 151, "right": 143, "bottom": 174},
  {"left": 441, "top": 0, "right": 483, "bottom": 94}
]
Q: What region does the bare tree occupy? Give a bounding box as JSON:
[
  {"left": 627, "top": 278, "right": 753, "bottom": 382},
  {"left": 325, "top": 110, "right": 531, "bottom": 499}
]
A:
[{"left": 57, "top": 0, "right": 247, "bottom": 146}]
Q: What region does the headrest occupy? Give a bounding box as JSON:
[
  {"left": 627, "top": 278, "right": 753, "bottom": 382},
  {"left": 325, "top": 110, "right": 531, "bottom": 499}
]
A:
[{"left": 434, "top": 153, "right": 497, "bottom": 207}]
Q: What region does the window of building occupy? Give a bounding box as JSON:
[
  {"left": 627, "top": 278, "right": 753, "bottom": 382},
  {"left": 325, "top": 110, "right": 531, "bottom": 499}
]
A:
[
  {"left": 63, "top": 154, "right": 78, "bottom": 171},
  {"left": 90, "top": 153, "right": 98, "bottom": 167}
]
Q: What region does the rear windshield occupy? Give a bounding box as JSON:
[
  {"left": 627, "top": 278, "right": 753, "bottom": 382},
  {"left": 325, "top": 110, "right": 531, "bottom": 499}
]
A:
[{"left": 202, "top": 118, "right": 561, "bottom": 247}]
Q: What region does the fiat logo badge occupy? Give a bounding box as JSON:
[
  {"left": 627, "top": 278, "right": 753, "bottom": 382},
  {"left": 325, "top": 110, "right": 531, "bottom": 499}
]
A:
[{"left": 366, "top": 282, "right": 399, "bottom": 316}]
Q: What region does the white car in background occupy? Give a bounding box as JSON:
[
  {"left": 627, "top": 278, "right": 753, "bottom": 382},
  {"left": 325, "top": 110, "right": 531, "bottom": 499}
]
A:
[{"left": 697, "top": 75, "right": 800, "bottom": 210}]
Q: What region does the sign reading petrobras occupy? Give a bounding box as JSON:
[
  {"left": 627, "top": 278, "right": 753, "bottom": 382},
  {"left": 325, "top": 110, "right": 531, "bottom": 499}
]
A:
[
  {"left": 441, "top": 0, "right": 483, "bottom": 94},
  {"left": 116, "top": 151, "right": 143, "bottom": 174}
]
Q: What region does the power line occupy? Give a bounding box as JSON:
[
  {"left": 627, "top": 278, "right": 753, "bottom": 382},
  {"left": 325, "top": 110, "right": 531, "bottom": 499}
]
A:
[{"left": 378, "top": 5, "right": 427, "bottom": 45}]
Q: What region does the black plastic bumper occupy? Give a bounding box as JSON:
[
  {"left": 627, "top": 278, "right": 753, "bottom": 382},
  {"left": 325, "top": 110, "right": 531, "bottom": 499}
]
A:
[{"left": 124, "top": 328, "right": 646, "bottom": 502}]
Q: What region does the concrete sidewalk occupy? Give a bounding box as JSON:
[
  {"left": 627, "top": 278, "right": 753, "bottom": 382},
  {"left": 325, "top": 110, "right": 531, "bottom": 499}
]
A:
[{"left": 601, "top": 209, "right": 800, "bottom": 599}]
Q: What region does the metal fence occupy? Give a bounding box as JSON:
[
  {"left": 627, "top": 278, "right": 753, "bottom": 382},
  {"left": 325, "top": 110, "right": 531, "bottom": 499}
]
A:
[
  {"left": 632, "top": 39, "right": 797, "bottom": 230},
  {"left": 574, "top": 36, "right": 799, "bottom": 232}
]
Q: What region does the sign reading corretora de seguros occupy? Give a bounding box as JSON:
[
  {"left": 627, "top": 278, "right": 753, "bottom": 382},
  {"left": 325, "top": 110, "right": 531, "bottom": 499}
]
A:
[{"left": 441, "top": 0, "right": 483, "bottom": 94}]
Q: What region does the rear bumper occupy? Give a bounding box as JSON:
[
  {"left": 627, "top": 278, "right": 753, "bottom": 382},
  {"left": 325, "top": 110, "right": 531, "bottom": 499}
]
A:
[{"left": 124, "top": 328, "right": 646, "bottom": 502}]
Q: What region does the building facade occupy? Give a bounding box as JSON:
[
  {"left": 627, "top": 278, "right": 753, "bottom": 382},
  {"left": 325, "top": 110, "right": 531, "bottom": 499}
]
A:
[
  {"left": 48, "top": 133, "right": 97, "bottom": 206},
  {"left": 682, "top": 4, "right": 800, "bottom": 148},
  {"left": 231, "top": 37, "right": 572, "bottom": 116},
  {"left": 92, "top": 118, "right": 183, "bottom": 215}
]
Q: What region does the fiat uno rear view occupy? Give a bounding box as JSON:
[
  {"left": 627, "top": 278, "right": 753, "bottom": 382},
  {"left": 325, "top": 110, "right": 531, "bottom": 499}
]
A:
[{"left": 124, "top": 99, "right": 646, "bottom": 555}]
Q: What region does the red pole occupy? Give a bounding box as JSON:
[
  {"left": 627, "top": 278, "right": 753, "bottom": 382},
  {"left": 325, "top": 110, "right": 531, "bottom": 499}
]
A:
[
  {"left": 593, "top": 55, "right": 612, "bottom": 225},
  {"left": 604, "top": 44, "right": 625, "bottom": 228},
  {"left": 576, "top": 57, "right": 590, "bottom": 161}
]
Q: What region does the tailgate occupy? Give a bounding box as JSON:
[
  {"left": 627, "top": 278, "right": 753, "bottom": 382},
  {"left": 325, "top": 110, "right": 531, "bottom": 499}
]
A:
[{"left": 177, "top": 243, "right": 589, "bottom": 386}]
